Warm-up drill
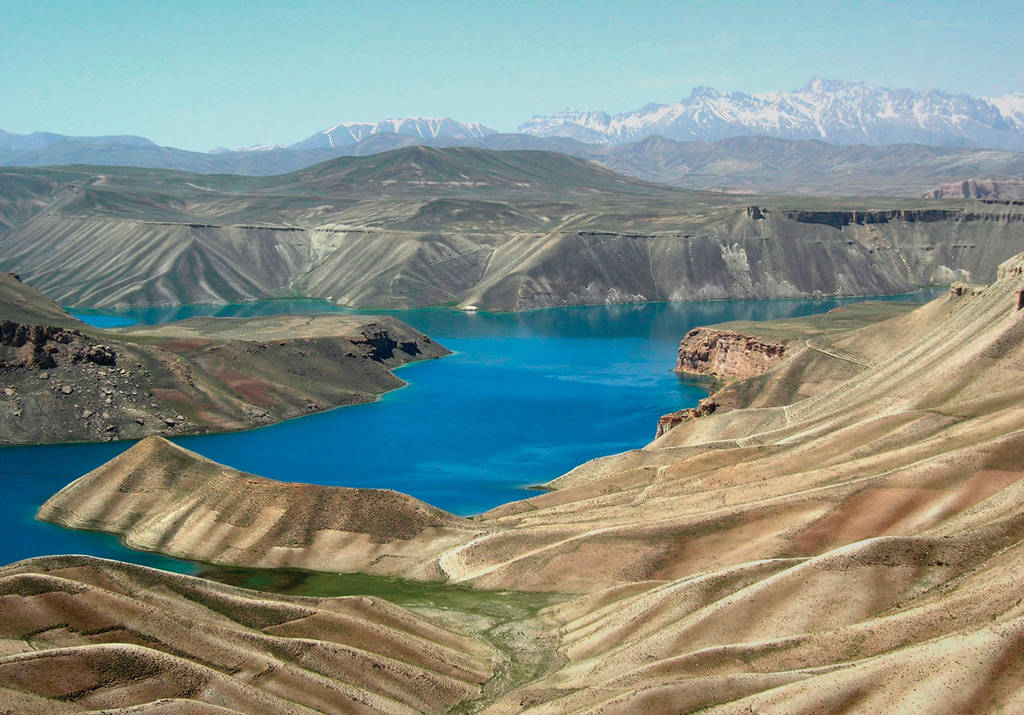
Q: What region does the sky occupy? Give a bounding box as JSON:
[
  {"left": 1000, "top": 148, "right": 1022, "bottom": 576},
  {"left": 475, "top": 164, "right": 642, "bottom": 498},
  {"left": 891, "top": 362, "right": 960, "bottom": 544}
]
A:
[{"left": 3, "top": 0, "right": 1023, "bottom": 151}]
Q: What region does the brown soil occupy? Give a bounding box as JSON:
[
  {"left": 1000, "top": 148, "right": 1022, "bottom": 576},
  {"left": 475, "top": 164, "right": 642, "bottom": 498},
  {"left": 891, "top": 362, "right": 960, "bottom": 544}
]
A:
[{"left": 0, "top": 555, "right": 496, "bottom": 714}]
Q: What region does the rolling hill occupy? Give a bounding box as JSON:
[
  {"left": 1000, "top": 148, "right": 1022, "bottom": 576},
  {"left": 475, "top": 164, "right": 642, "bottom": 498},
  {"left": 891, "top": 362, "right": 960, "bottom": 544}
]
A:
[
  {"left": 0, "top": 555, "right": 495, "bottom": 715},
  {"left": 4, "top": 129, "right": 1024, "bottom": 198}
]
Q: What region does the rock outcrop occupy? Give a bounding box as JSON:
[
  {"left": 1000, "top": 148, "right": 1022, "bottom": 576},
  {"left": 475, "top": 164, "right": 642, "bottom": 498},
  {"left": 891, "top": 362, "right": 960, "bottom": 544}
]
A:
[
  {"left": 923, "top": 178, "right": 1024, "bottom": 200},
  {"left": 674, "top": 327, "right": 786, "bottom": 379},
  {"left": 654, "top": 397, "right": 717, "bottom": 438}
]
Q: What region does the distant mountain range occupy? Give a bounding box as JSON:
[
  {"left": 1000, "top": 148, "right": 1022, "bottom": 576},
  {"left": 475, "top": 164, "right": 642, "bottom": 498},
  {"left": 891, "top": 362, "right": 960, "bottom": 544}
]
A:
[
  {"left": 0, "top": 129, "right": 156, "bottom": 152},
  {"left": 520, "top": 78, "right": 1024, "bottom": 150},
  {"left": 2, "top": 131, "right": 1022, "bottom": 199},
  {"left": 3, "top": 79, "right": 1024, "bottom": 196}
]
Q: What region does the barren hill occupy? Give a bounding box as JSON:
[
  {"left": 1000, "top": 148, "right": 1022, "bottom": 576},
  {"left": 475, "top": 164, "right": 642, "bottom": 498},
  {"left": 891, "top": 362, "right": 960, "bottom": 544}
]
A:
[
  {"left": 34, "top": 253, "right": 1024, "bottom": 712},
  {"left": 0, "top": 273, "right": 447, "bottom": 445},
  {"left": 39, "top": 436, "right": 484, "bottom": 577},
  {"left": 0, "top": 555, "right": 495, "bottom": 714},
  {"left": 5, "top": 124, "right": 1024, "bottom": 198},
  {"left": 3, "top": 150, "right": 1024, "bottom": 310}
]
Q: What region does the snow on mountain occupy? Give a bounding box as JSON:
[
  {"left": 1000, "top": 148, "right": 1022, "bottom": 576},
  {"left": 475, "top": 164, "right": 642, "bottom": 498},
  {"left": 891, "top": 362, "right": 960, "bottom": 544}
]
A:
[
  {"left": 290, "top": 117, "right": 497, "bottom": 150},
  {"left": 987, "top": 94, "right": 1024, "bottom": 130},
  {"left": 209, "top": 143, "right": 290, "bottom": 154},
  {"left": 519, "top": 79, "right": 1024, "bottom": 150}
]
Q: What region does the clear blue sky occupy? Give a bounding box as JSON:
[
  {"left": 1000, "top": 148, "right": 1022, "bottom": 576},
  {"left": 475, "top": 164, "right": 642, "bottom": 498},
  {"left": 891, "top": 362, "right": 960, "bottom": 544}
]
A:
[{"left": 3, "top": 0, "right": 1022, "bottom": 151}]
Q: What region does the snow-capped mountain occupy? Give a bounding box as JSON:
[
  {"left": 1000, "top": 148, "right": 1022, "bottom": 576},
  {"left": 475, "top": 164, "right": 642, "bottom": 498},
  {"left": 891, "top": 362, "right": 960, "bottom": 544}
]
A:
[
  {"left": 291, "top": 117, "right": 497, "bottom": 150},
  {"left": 519, "top": 79, "right": 1024, "bottom": 150}
]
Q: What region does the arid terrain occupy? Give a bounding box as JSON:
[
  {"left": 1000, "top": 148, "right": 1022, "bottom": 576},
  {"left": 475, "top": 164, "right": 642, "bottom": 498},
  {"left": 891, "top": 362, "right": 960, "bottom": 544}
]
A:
[
  {"left": 16, "top": 252, "right": 1024, "bottom": 712},
  {"left": 0, "top": 555, "right": 497, "bottom": 715},
  {"left": 5, "top": 124, "right": 1024, "bottom": 199},
  {"left": 7, "top": 4, "right": 1024, "bottom": 712},
  {"left": 0, "top": 272, "right": 446, "bottom": 445},
  {"left": 3, "top": 149, "right": 1024, "bottom": 311}
]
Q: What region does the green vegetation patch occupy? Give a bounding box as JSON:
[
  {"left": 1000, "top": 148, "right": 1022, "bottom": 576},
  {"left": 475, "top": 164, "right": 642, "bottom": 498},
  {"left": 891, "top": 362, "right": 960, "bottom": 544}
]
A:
[{"left": 198, "top": 565, "right": 566, "bottom": 619}]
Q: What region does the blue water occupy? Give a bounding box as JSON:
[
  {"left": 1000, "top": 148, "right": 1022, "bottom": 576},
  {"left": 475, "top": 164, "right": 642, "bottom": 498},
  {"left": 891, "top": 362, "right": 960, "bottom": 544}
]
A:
[{"left": 2, "top": 291, "right": 944, "bottom": 570}]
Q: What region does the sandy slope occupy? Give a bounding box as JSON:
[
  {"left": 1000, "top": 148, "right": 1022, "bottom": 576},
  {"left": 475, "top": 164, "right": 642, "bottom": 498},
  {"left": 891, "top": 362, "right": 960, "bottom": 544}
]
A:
[
  {"left": 38, "top": 436, "right": 486, "bottom": 578},
  {"left": 0, "top": 555, "right": 495, "bottom": 714}
]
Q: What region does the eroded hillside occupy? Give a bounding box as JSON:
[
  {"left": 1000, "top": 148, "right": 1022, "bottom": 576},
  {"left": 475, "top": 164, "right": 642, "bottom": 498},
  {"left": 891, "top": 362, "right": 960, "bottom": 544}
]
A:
[
  {"left": 34, "top": 252, "right": 1024, "bottom": 713},
  {"left": 2, "top": 149, "right": 1022, "bottom": 310},
  {"left": 0, "top": 556, "right": 496, "bottom": 715}
]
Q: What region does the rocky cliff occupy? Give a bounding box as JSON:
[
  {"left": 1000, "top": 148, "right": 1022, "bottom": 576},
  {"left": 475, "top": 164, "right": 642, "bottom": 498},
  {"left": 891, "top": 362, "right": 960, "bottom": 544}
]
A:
[
  {"left": 923, "top": 178, "right": 1024, "bottom": 200},
  {"left": 673, "top": 327, "right": 786, "bottom": 379},
  {"left": 657, "top": 327, "right": 788, "bottom": 438}
]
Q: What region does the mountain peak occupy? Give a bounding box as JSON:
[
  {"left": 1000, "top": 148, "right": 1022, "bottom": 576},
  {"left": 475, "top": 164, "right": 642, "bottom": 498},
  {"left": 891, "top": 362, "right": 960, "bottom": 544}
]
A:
[
  {"left": 520, "top": 80, "right": 1024, "bottom": 150},
  {"left": 797, "top": 77, "right": 864, "bottom": 94},
  {"left": 291, "top": 117, "right": 497, "bottom": 151},
  {"left": 688, "top": 85, "right": 723, "bottom": 100}
]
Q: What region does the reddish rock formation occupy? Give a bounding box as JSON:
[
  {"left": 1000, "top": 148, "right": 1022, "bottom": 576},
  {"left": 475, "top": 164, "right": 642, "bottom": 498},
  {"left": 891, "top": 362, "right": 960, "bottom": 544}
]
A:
[
  {"left": 655, "top": 397, "right": 718, "bottom": 438},
  {"left": 674, "top": 327, "right": 786, "bottom": 380},
  {"left": 922, "top": 178, "right": 1024, "bottom": 200}
]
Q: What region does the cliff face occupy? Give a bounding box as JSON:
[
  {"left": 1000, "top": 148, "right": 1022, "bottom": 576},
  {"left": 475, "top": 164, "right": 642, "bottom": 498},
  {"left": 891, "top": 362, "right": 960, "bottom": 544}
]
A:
[
  {"left": 5, "top": 191, "right": 1024, "bottom": 311},
  {"left": 461, "top": 204, "right": 1024, "bottom": 310},
  {"left": 922, "top": 179, "right": 1024, "bottom": 200},
  {"left": 674, "top": 327, "right": 786, "bottom": 379}
]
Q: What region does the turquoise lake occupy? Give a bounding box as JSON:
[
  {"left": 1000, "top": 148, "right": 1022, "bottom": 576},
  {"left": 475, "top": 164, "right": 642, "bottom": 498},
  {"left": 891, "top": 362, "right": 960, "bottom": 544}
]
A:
[{"left": 0, "top": 292, "right": 944, "bottom": 572}]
